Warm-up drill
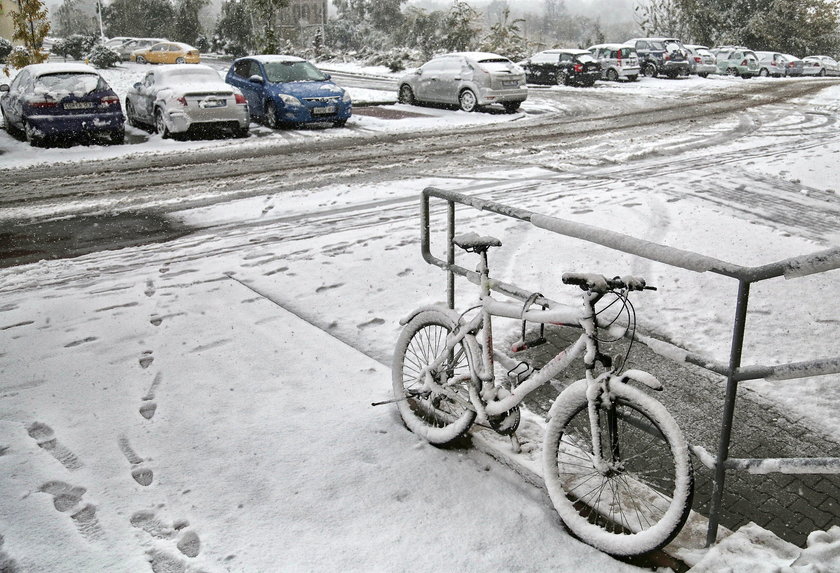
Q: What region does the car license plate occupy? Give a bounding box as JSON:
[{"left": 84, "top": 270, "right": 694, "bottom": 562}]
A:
[
  {"left": 502, "top": 80, "right": 518, "bottom": 86},
  {"left": 201, "top": 99, "right": 226, "bottom": 108},
  {"left": 64, "top": 102, "right": 93, "bottom": 110},
  {"left": 313, "top": 106, "right": 336, "bottom": 115}
]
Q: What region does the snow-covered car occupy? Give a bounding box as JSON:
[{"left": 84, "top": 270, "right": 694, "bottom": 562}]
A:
[
  {"left": 781, "top": 54, "right": 804, "bottom": 77},
  {"left": 755, "top": 51, "right": 787, "bottom": 77},
  {"left": 587, "top": 43, "right": 640, "bottom": 82},
  {"left": 130, "top": 41, "right": 199, "bottom": 65},
  {"left": 521, "top": 49, "right": 601, "bottom": 86},
  {"left": 624, "top": 37, "right": 691, "bottom": 78},
  {"left": 125, "top": 64, "right": 249, "bottom": 139},
  {"left": 397, "top": 52, "right": 527, "bottom": 113},
  {"left": 225, "top": 55, "right": 352, "bottom": 128},
  {"left": 113, "top": 37, "right": 168, "bottom": 61},
  {"left": 802, "top": 55, "right": 840, "bottom": 77},
  {"left": 713, "top": 47, "right": 759, "bottom": 78},
  {"left": 684, "top": 44, "right": 717, "bottom": 78},
  {"left": 0, "top": 62, "right": 124, "bottom": 147}
]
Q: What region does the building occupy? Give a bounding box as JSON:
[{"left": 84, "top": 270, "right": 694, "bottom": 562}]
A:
[
  {"left": 0, "top": 0, "right": 16, "bottom": 41},
  {"left": 278, "top": 0, "right": 327, "bottom": 43}
]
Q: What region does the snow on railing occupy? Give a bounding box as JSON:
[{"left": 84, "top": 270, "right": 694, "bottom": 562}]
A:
[{"left": 419, "top": 185, "right": 840, "bottom": 549}]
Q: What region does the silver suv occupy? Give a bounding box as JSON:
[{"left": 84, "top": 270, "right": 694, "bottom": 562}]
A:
[
  {"left": 397, "top": 52, "right": 527, "bottom": 113},
  {"left": 587, "top": 44, "right": 640, "bottom": 81}
]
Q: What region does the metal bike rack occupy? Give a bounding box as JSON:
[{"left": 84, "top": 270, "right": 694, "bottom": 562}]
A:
[{"left": 419, "top": 186, "right": 840, "bottom": 546}]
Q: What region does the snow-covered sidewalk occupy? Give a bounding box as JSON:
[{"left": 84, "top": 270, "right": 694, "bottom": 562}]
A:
[{"left": 0, "top": 261, "right": 645, "bottom": 571}]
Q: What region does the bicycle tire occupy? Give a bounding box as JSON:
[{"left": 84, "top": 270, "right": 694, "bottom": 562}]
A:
[
  {"left": 543, "top": 379, "right": 694, "bottom": 556},
  {"left": 392, "top": 310, "right": 477, "bottom": 444}
]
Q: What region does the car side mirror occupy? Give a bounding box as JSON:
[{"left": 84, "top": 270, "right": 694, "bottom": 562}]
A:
[
  {"left": 248, "top": 75, "right": 264, "bottom": 84},
  {"left": 0, "top": 84, "right": 9, "bottom": 93},
  {"left": 323, "top": 73, "right": 331, "bottom": 80}
]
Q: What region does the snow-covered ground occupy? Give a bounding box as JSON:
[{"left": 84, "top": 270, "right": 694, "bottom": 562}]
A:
[{"left": 1, "top": 62, "right": 839, "bottom": 571}]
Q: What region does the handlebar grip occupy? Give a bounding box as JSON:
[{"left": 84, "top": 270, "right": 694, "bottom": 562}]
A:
[{"left": 562, "top": 273, "right": 653, "bottom": 293}]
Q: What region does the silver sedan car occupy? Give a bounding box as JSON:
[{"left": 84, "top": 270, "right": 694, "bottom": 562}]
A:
[
  {"left": 397, "top": 52, "right": 527, "bottom": 113},
  {"left": 125, "top": 64, "right": 250, "bottom": 139},
  {"left": 803, "top": 55, "right": 840, "bottom": 77}
]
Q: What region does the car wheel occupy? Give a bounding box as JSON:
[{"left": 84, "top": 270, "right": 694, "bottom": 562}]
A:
[
  {"left": 627, "top": 74, "right": 638, "bottom": 82},
  {"left": 125, "top": 100, "right": 140, "bottom": 128},
  {"left": 698, "top": 72, "right": 708, "bottom": 78},
  {"left": 759, "top": 68, "right": 769, "bottom": 77},
  {"left": 136, "top": 56, "right": 147, "bottom": 64},
  {"left": 398, "top": 84, "right": 415, "bottom": 105},
  {"left": 458, "top": 89, "right": 477, "bottom": 112},
  {"left": 1, "top": 108, "right": 20, "bottom": 137},
  {"left": 24, "top": 121, "right": 44, "bottom": 147},
  {"left": 726, "top": 67, "right": 738, "bottom": 76},
  {"left": 264, "top": 101, "right": 279, "bottom": 128},
  {"left": 233, "top": 125, "right": 249, "bottom": 138},
  {"left": 643, "top": 63, "right": 657, "bottom": 78},
  {"left": 502, "top": 101, "right": 521, "bottom": 114},
  {"left": 154, "top": 108, "right": 170, "bottom": 138},
  {"left": 819, "top": 69, "right": 826, "bottom": 77},
  {"left": 606, "top": 69, "right": 619, "bottom": 82},
  {"left": 175, "top": 57, "right": 185, "bottom": 64},
  {"left": 556, "top": 71, "right": 570, "bottom": 86}
]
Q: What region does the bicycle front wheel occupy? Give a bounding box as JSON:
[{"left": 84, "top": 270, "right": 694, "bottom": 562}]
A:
[
  {"left": 543, "top": 380, "right": 694, "bottom": 556},
  {"left": 392, "top": 310, "right": 477, "bottom": 445}
]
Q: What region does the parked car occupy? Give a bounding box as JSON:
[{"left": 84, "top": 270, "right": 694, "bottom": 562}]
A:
[
  {"left": 397, "top": 52, "right": 527, "bottom": 113},
  {"left": 624, "top": 37, "right": 690, "bottom": 78},
  {"left": 125, "top": 64, "right": 249, "bottom": 139},
  {"left": 587, "top": 44, "right": 639, "bottom": 82},
  {"left": 0, "top": 62, "right": 124, "bottom": 146},
  {"left": 521, "top": 49, "right": 601, "bottom": 86},
  {"left": 115, "top": 37, "right": 168, "bottom": 61},
  {"left": 684, "top": 44, "right": 717, "bottom": 78},
  {"left": 713, "top": 47, "right": 759, "bottom": 78},
  {"left": 226, "top": 55, "right": 352, "bottom": 127},
  {"left": 755, "top": 51, "right": 787, "bottom": 77},
  {"left": 802, "top": 55, "right": 840, "bottom": 77},
  {"left": 130, "top": 42, "right": 199, "bottom": 65},
  {"left": 781, "top": 54, "right": 804, "bottom": 77}
]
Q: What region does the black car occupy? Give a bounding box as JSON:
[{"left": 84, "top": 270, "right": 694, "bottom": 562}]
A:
[
  {"left": 521, "top": 49, "right": 601, "bottom": 87},
  {"left": 624, "top": 38, "right": 690, "bottom": 78}
]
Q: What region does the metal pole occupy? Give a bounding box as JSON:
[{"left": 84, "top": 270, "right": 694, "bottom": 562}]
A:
[
  {"left": 447, "top": 200, "right": 455, "bottom": 310},
  {"left": 706, "top": 279, "right": 751, "bottom": 546}
]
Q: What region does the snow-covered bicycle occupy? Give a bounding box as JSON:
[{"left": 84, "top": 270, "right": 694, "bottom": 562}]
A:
[{"left": 391, "top": 232, "right": 694, "bottom": 556}]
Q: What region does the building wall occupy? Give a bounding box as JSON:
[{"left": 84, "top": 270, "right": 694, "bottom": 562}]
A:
[
  {"left": 0, "top": 0, "right": 15, "bottom": 41},
  {"left": 279, "top": 0, "right": 328, "bottom": 28}
]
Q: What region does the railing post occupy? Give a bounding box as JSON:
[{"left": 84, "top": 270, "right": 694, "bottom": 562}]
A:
[
  {"left": 447, "top": 200, "right": 455, "bottom": 310},
  {"left": 706, "top": 279, "right": 751, "bottom": 546}
]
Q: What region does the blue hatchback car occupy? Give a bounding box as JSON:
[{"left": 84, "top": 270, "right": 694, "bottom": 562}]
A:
[
  {"left": 225, "top": 55, "right": 352, "bottom": 128},
  {"left": 0, "top": 63, "right": 125, "bottom": 146}
]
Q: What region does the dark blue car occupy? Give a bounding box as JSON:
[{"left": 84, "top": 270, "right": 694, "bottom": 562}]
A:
[
  {"left": 0, "top": 63, "right": 125, "bottom": 146},
  {"left": 225, "top": 55, "right": 352, "bottom": 129}
]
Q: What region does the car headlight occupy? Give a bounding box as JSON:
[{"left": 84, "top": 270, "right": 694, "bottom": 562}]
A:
[
  {"left": 342, "top": 92, "right": 351, "bottom": 104},
  {"left": 278, "top": 94, "right": 301, "bottom": 106}
]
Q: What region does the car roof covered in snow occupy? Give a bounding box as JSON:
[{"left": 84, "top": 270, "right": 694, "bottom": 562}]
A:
[{"left": 242, "top": 54, "right": 307, "bottom": 64}]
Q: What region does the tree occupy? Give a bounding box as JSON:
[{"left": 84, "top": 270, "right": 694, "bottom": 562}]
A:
[
  {"left": 53, "top": 0, "right": 98, "bottom": 37},
  {"left": 174, "top": 0, "right": 208, "bottom": 45},
  {"left": 104, "top": 0, "right": 175, "bottom": 38},
  {"left": 634, "top": 0, "right": 688, "bottom": 39},
  {"left": 480, "top": 7, "right": 528, "bottom": 60},
  {"left": 395, "top": 6, "right": 446, "bottom": 59},
  {"left": 6, "top": 0, "right": 51, "bottom": 69},
  {"left": 441, "top": 1, "right": 480, "bottom": 52},
  {"left": 249, "top": 0, "right": 289, "bottom": 53},
  {"left": 213, "top": 0, "right": 251, "bottom": 55}
]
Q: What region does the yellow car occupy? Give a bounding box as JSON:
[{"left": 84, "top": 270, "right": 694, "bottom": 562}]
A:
[{"left": 131, "top": 42, "right": 200, "bottom": 65}]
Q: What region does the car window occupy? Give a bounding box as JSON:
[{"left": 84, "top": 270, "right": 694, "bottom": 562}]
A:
[
  {"left": 649, "top": 41, "right": 665, "bottom": 50},
  {"left": 664, "top": 42, "right": 682, "bottom": 53},
  {"left": 530, "top": 52, "right": 556, "bottom": 64},
  {"left": 34, "top": 72, "right": 106, "bottom": 96},
  {"left": 618, "top": 47, "right": 634, "bottom": 58},
  {"left": 143, "top": 72, "right": 155, "bottom": 88},
  {"left": 9, "top": 69, "right": 29, "bottom": 92},
  {"left": 232, "top": 60, "right": 251, "bottom": 78},
  {"left": 421, "top": 60, "right": 446, "bottom": 73},
  {"left": 264, "top": 61, "right": 327, "bottom": 83},
  {"left": 636, "top": 41, "right": 648, "bottom": 49},
  {"left": 475, "top": 57, "right": 515, "bottom": 72},
  {"left": 559, "top": 53, "right": 572, "bottom": 63}
]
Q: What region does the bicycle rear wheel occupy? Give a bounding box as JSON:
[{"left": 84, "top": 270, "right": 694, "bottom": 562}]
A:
[
  {"left": 392, "top": 309, "right": 476, "bottom": 445},
  {"left": 543, "top": 380, "right": 694, "bottom": 556}
]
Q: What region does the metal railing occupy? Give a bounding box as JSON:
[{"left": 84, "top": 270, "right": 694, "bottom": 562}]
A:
[{"left": 419, "top": 186, "right": 840, "bottom": 546}]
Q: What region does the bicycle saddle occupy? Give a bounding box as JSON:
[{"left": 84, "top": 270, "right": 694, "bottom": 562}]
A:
[{"left": 453, "top": 232, "right": 502, "bottom": 253}]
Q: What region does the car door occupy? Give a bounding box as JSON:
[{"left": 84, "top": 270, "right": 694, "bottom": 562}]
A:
[
  {"left": 147, "top": 44, "right": 169, "bottom": 64},
  {"left": 230, "top": 59, "right": 265, "bottom": 117},
  {"left": 414, "top": 60, "right": 444, "bottom": 102},
  {"left": 432, "top": 58, "right": 464, "bottom": 104},
  {"left": 136, "top": 71, "right": 157, "bottom": 122},
  {"left": 3, "top": 69, "right": 30, "bottom": 128}
]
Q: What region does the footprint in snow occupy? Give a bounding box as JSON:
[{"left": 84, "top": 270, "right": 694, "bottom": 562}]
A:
[
  {"left": 118, "top": 436, "right": 154, "bottom": 487},
  {"left": 145, "top": 280, "right": 156, "bottom": 297},
  {"left": 139, "top": 351, "right": 154, "bottom": 369},
  {"left": 39, "top": 481, "right": 103, "bottom": 541},
  {"left": 27, "top": 422, "right": 83, "bottom": 471},
  {"left": 357, "top": 318, "right": 385, "bottom": 329},
  {"left": 132, "top": 510, "right": 201, "bottom": 561},
  {"left": 0, "top": 534, "right": 19, "bottom": 573}
]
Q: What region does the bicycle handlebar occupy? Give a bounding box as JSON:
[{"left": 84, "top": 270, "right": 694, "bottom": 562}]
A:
[{"left": 562, "top": 272, "right": 656, "bottom": 293}]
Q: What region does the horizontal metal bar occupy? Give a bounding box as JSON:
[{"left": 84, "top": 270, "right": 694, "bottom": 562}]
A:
[{"left": 690, "top": 446, "right": 840, "bottom": 475}]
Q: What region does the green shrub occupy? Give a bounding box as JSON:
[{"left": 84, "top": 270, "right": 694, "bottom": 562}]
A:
[
  {"left": 88, "top": 44, "right": 121, "bottom": 68},
  {"left": 52, "top": 34, "right": 98, "bottom": 60}
]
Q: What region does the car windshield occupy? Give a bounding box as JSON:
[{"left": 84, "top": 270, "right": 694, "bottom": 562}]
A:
[
  {"left": 264, "top": 61, "right": 327, "bottom": 83},
  {"left": 33, "top": 73, "right": 106, "bottom": 96}
]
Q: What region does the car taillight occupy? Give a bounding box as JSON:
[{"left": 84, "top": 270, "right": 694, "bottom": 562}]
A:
[
  {"left": 741, "top": 59, "right": 748, "bottom": 66},
  {"left": 694, "top": 56, "right": 701, "bottom": 63},
  {"left": 176, "top": 96, "right": 187, "bottom": 106},
  {"left": 664, "top": 54, "right": 670, "bottom": 61},
  {"left": 28, "top": 101, "right": 58, "bottom": 108},
  {"left": 573, "top": 63, "right": 583, "bottom": 72},
  {"left": 235, "top": 93, "right": 247, "bottom": 105},
  {"left": 100, "top": 95, "right": 120, "bottom": 106}
]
